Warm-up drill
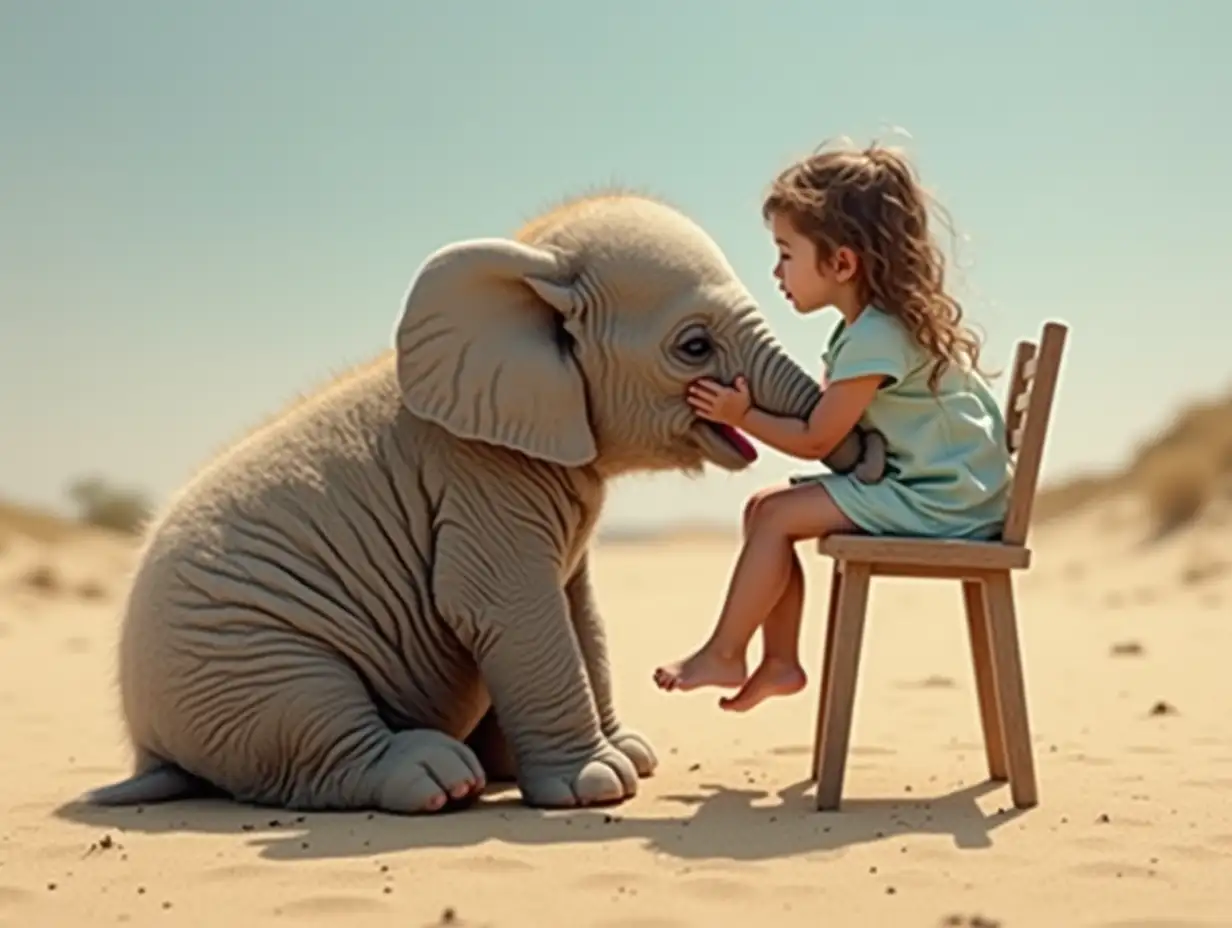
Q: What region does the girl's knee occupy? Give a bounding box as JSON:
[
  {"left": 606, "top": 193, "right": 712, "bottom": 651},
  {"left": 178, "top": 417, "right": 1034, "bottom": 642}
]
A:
[
  {"left": 742, "top": 489, "right": 773, "bottom": 531},
  {"left": 749, "top": 483, "right": 853, "bottom": 542},
  {"left": 741, "top": 495, "right": 759, "bottom": 526},
  {"left": 747, "top": 492, "right": 792, "bottom": 534}
]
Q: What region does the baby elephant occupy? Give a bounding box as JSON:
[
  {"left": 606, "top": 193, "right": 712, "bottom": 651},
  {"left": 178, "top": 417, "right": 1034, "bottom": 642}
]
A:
[{"left": 83, "top": 191, "right": 882, "bottom": 815}]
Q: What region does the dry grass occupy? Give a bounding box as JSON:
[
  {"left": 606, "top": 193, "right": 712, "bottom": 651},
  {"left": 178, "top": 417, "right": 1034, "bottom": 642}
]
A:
[
  {"left": 0, "top": 481, "right": 149, "bottom": 545},
  {"left": 18, "top": 563, "right": 61, "bottom": 594},
  {"left": 75, "top": 579, "right": 107, "bottom": 600},
  {"left": 1037, "top": 390, "right": 1232, "bottom": 535},
  {"left": 1137, "top": 449, "right": 1221, "bottom": 536},
  {"left": 1180, "top": 548, "right": 1230, "bottom": 587},
  {"left": 1032, "top": 471, "right": 1127, "bottom": 523},
  {"left": 0, "top": 500, "right": 81, "bottom": 544}
]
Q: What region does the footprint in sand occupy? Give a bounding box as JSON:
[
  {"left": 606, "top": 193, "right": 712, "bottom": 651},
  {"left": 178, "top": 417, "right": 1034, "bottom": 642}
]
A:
[
  {"left": 1064, "top": 753, "right": 1116, "bottom": 767},
  {"left": 675, "top": 876, "right": 758, "bottom": 901},
  {"left": 895, "top": 674, "right": 958, "bottom": 689},
  {"left": 1071, "top": 835, "right": 1118, "bottom": 853},
  {"left": 439, "top": 855, "right": 533, "bottom": 873},
  {"left": 202, "top": 863, "right": 281, "bottom": 882},
  {"left": 776, "top": 881, "right": 838, "bottom": 898},
  {"left": 1180, "top": 777, "right": 1232, "bottom": 790},
  {"left": 1190, "top": 736, "right": 1224, "bottom": 747},
  {"left": 1068, "top": 860, "right": 1158, "bottom": 880},
  {"left": 1160, "top": 843, "right": 1232, "bottom": 863},
  {"left": 0, "top": 885, "right": 36, "bottom": 908},
  {"left": 273, "top": 895, "right": 391, "bottom": 918},
  {"left": 575, "top": 870, "right": 655, "bottom": 893},
  {"left": 944, "top": 741, "right": 985, "bottom": 753}
]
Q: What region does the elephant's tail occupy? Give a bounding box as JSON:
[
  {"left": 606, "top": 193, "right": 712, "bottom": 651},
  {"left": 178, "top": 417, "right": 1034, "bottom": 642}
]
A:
[{"left": 83, "top": 764, "right": 205, "bottom": 806}]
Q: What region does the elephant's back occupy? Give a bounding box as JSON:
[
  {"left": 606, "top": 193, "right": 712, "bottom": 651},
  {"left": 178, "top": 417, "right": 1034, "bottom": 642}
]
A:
[
  {"left": 130, "top": 354, "right": 409, "bottom": 577},
  {"left": 117, "top": 355, "right": 474, "bottom": 739}
]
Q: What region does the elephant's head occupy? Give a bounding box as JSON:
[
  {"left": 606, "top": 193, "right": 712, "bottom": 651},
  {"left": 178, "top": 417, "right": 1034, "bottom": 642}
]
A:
[{"left": 394, "top": 192, "right": 821, "bottom": 476}]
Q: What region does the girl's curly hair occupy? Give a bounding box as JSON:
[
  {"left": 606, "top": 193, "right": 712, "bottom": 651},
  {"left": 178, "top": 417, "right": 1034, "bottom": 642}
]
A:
[{"left": 762, "top": 139, "right": 987, "bottom": 391}]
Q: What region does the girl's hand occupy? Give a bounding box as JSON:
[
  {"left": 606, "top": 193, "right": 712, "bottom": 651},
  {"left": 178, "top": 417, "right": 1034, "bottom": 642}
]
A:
[{"left": 687, "top": 376, "right": 752, "bottom": 426}]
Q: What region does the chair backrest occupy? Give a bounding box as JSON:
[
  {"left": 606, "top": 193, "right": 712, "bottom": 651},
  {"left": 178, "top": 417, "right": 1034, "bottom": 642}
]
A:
[{"left": 1000, "top": 321, "right": 1069, "bottom": 546}]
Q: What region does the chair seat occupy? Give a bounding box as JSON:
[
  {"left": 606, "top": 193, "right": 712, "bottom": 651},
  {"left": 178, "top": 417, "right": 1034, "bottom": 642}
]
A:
[{"left": 817, "top": 534, "right": 1031, "bottom": 571}]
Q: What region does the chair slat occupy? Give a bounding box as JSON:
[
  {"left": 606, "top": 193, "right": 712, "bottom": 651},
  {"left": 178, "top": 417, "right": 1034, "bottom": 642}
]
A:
[
  {"left": 1003, "top": 341, "right": 1038, "bottom": 454},
  {"left": 1010, "top": 424, "right": 1026, "bottom": 453},
  {"left": 1002, "top": 322, "right": 1068, "bottom": 544}
]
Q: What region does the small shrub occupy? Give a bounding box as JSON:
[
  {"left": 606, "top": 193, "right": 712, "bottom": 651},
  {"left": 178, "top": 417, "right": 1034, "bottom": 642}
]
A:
[
  {"left": 21, "top": 564, "right": 60, "bottom": 593},
  {"left": 1180, "top": 550, "right": 1229, "bottom": 587},
  {"left": 76, "top": 579, "right": 107, "bottom": 600},
  {"left": 66, "top": 476, "right": 152, "bottom": 536}
]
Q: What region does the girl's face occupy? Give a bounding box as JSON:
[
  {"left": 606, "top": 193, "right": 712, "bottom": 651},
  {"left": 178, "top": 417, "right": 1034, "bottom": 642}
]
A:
[{"left": 769, "top": 211, "right": 857, "bottom": 315}]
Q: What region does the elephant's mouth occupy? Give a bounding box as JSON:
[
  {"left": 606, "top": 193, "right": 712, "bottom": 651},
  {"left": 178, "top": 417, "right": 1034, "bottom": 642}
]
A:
[{"left": 695, "top": 421, "right": 759, "bottom": 469}]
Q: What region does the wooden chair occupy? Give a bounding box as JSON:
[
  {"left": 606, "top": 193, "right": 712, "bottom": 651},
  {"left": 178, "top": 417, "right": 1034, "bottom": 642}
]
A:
[{"left": 809, "top": 321, "right": 1069, "bottom": 812}]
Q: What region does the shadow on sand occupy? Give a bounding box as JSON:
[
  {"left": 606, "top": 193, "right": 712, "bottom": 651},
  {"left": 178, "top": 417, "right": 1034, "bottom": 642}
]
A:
[{"left": 54, "top": 777, "right": 1025, "bottom": 863}]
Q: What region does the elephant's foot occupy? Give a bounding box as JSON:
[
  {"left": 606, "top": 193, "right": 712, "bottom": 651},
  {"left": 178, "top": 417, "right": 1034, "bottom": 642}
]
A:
[
  {"left": 518, "top": 743, "right": 639, "bottom": 808},
  {"left": 364, "top": 729, "right": 487, "bottom": 814},
  {"left": 607, "top": 728, "right": 658, "bottom": 778},
  {"left": 468, "top": 710, "right": 657, "bottom": 786}
]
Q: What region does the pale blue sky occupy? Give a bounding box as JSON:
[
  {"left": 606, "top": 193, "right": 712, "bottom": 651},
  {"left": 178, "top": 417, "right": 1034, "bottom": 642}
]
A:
[{"left": 3, "top": 2, "right": 1229, "bottom": 529}]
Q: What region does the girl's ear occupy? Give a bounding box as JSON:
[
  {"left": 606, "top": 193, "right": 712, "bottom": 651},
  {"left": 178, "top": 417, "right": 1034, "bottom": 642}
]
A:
[{"left": 832, "top": 245, "right": 860, "bottom": 283}]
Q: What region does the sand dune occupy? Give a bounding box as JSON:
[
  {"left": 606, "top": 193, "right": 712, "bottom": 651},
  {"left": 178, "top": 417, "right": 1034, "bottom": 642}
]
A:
[{"left": 2, "top": 499, "right": 1231, "bottom": 927}]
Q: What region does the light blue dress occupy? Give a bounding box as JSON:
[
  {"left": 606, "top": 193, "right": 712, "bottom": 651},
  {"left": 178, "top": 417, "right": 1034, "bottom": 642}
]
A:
[{"left": 793, "top": 306, "right": 1013, "bottom": 540}]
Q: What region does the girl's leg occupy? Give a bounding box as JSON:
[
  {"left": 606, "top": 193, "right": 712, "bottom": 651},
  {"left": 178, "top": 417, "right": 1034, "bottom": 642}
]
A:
[
  {"left": 762, "top": 559, "right": 804, "bottom": 665},
  {"left": 748, "top": 489, "right": 808, "bottom": 668},
  {"left": 719, "top": 553, "right": 806, "bottom": 711},
  {"left": 718, "top": 484, "right": 857, "bottom": 711},
  {"left": 652, "top": 486, "right": 783, "bottom": 692},
  {"left": 654, "top": 482, "right": 858, "bottom": 701}
]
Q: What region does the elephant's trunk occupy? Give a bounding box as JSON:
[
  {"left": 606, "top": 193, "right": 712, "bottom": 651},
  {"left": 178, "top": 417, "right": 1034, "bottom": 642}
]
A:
[{"left": 742, "top": 318, "right": 822, "bottom": 421}]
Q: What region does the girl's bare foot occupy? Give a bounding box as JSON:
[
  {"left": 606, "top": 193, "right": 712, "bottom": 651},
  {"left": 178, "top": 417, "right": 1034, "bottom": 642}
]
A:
[
  {"left": 653, "top": 648, "right": 747, "bottom": 692},
  {"left": 718, "top": 658, "right": 807, "bottom": 712}
]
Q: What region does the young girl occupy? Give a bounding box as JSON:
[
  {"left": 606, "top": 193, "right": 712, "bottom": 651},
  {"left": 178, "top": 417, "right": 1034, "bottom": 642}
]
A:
[{"left": 653, "top": 140, "right": 1013, "bottom": 712}]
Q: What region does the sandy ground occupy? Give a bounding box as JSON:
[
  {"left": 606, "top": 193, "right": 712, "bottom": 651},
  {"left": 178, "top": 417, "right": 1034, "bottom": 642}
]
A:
[{"left": 2, "top": 506, "right": 1231, "bottom": 928}]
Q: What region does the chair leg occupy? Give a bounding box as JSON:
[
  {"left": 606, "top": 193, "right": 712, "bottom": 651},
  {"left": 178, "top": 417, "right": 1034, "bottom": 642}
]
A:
[
  {"left": 810, "top": 561, "right": 843, "bottom": 780},
  {"left": 814, "top": 562, "right": 872, "bottom": 811},
  {"left": 982, "top": 571, "right": 1039, "bottom": 809},
  {"left": 962, "top": 579, "right": 1008, "bottom": 782}
]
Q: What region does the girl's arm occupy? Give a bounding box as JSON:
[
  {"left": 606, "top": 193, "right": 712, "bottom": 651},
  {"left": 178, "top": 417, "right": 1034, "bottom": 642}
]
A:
[{"left": 739, "top": 374, "right": 882, "bottom": 460}]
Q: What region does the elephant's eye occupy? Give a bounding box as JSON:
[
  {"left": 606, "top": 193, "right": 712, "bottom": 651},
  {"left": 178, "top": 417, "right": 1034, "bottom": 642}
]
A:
[{"left": 677, "top": 335, "right": 714, "bottom": 363}]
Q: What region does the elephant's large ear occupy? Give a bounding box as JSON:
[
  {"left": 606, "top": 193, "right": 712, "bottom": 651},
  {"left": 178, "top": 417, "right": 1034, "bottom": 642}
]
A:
[{"left": 394, "top": 237, "right": 597, "bottom": 466}]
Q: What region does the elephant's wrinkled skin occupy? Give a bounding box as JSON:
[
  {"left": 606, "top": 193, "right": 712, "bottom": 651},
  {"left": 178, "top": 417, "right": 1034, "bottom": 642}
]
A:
[{"left": 83, "top": 191, "right": 872, "bottom": 814}]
